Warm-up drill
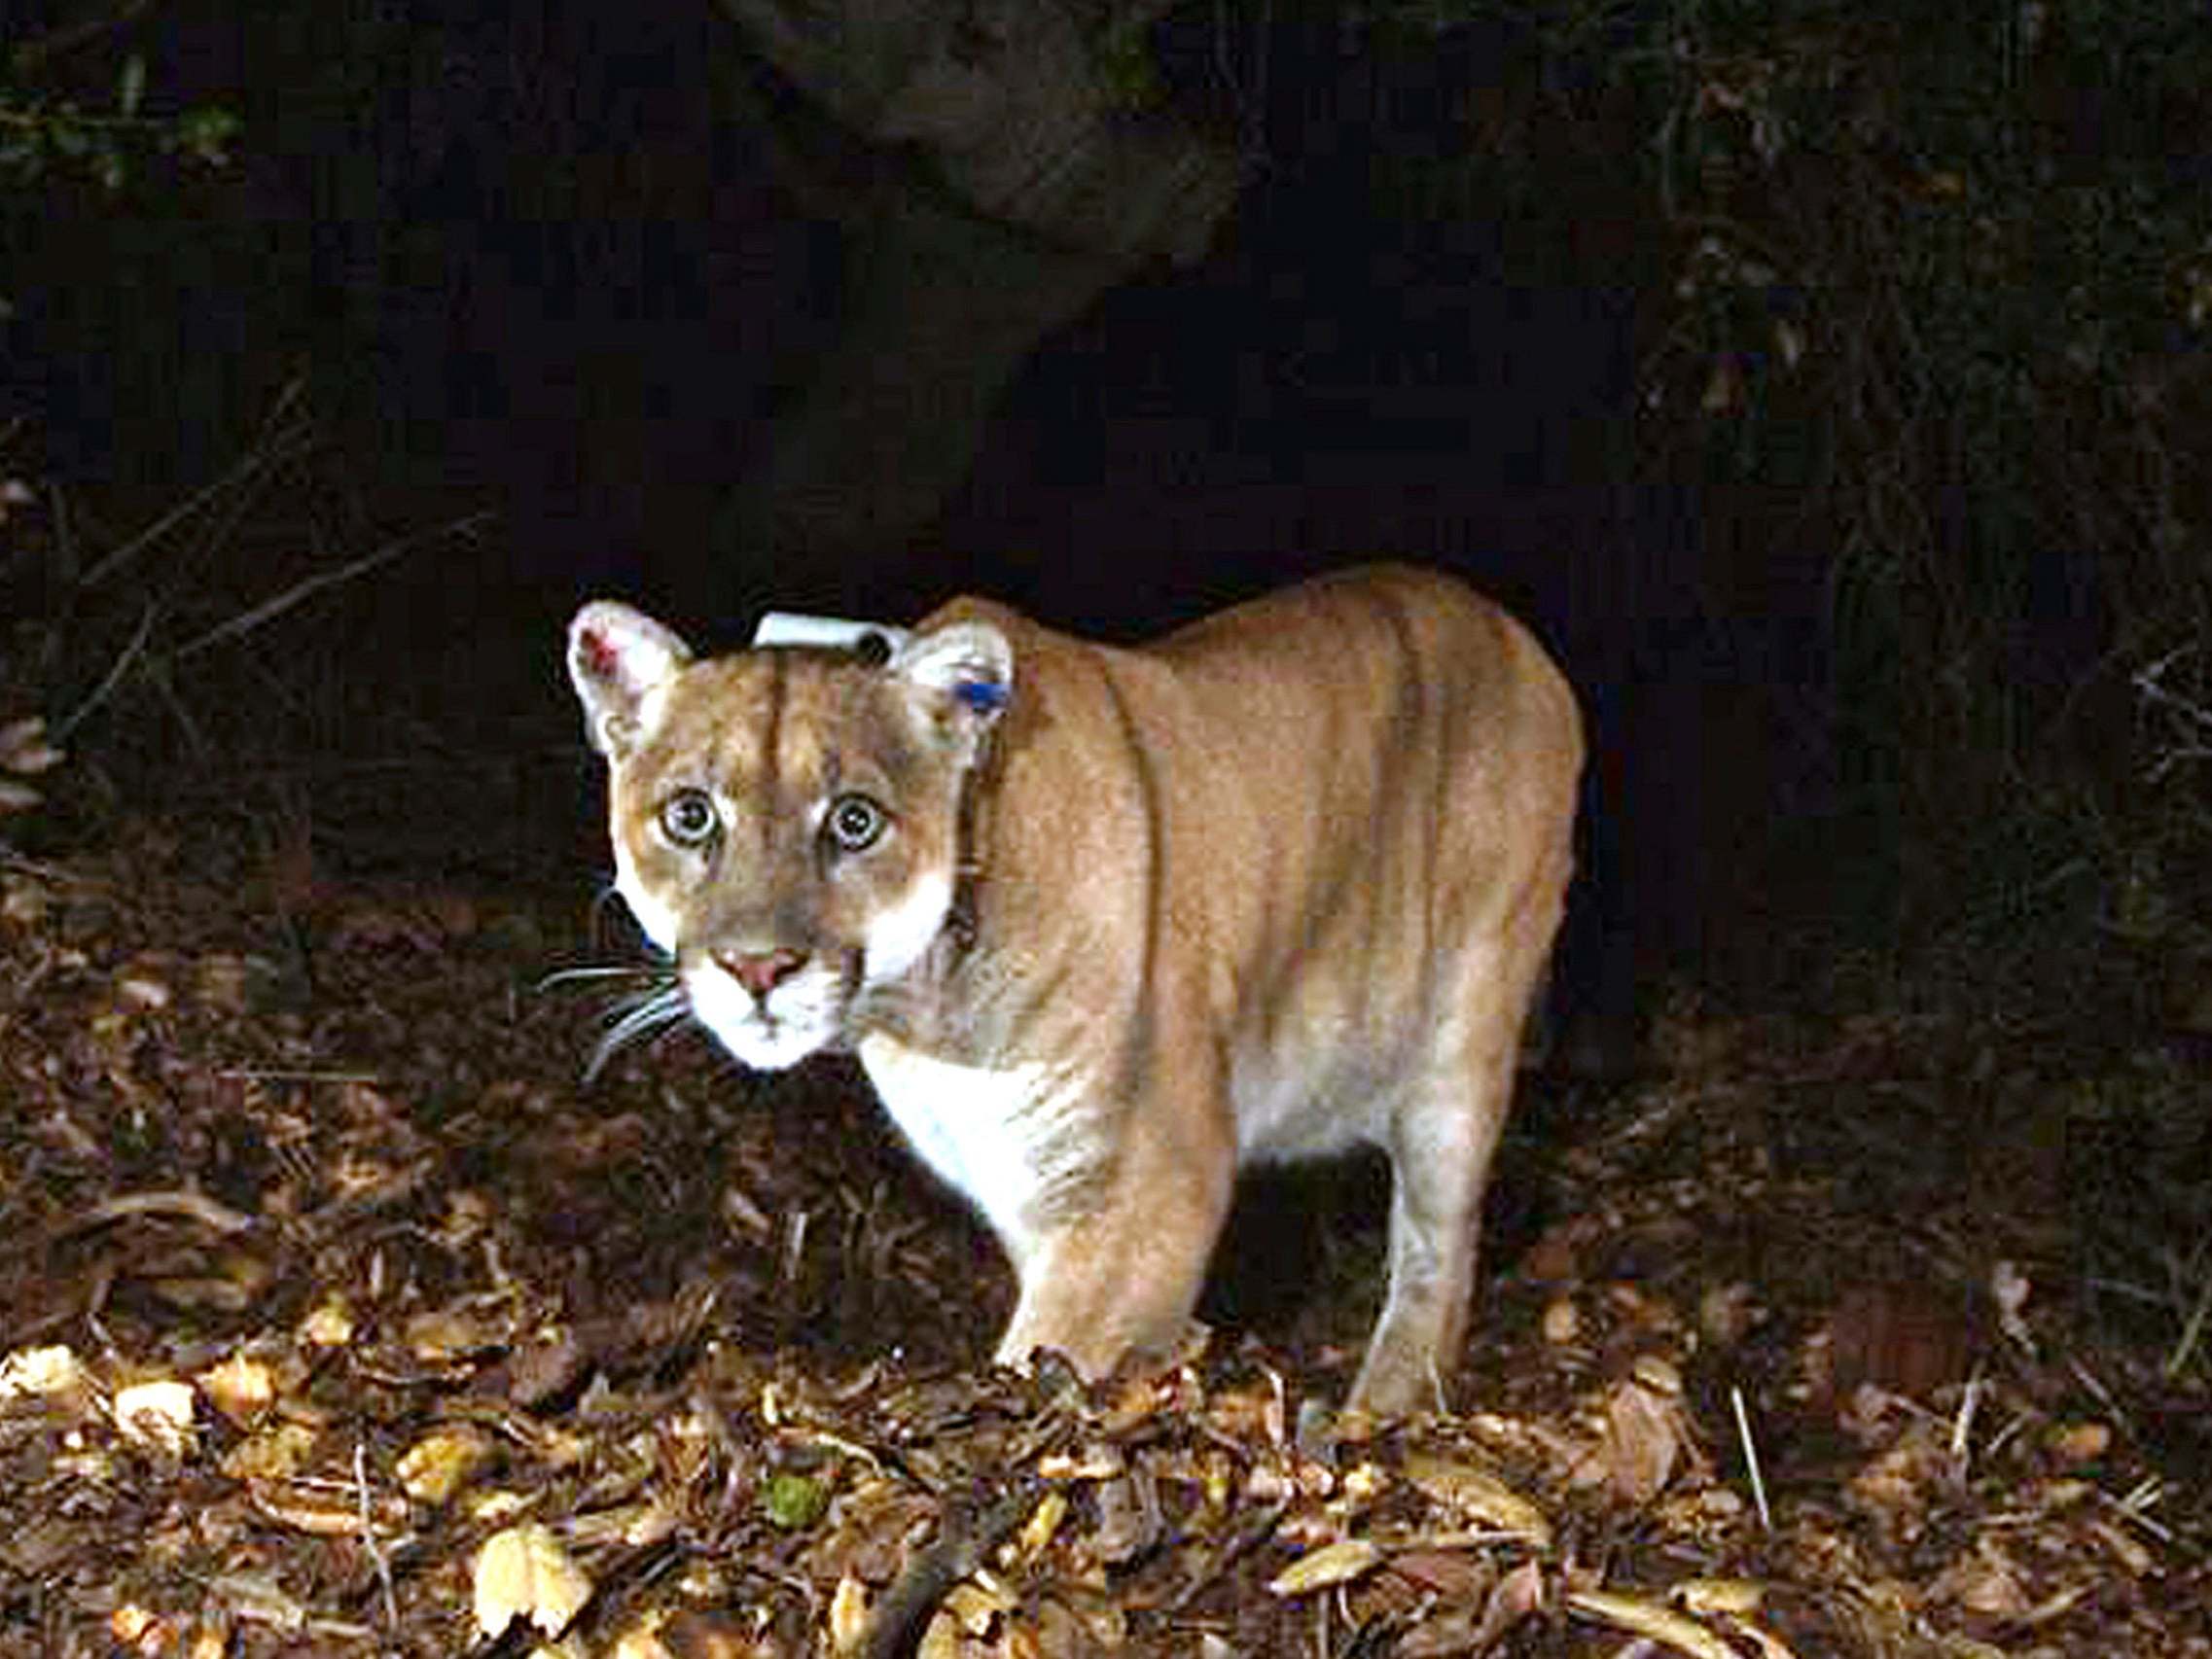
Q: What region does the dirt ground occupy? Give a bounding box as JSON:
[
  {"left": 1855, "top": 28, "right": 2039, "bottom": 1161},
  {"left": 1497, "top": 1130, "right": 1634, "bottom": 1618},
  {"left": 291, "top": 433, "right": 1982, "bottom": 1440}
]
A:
[{"left": 3, "top": 795, "right": 2209, "bottom": 1657}]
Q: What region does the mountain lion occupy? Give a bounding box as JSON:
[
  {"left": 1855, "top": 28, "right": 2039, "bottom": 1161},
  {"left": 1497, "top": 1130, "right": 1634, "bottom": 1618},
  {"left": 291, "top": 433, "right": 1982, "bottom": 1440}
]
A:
[{"left": 568, "top": 564, "right": 1583, "bottom": 1413}]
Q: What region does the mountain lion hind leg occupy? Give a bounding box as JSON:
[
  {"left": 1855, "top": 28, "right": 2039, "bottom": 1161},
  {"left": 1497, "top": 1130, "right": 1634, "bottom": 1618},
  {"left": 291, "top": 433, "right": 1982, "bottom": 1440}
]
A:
[{"left": 1350, "top": 854, "right": 1572, "bottom": 1416}]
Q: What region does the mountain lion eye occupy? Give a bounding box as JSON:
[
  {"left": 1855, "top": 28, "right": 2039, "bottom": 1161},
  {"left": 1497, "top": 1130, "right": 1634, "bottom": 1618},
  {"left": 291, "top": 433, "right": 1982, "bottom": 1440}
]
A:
[
  {"left": 659, "top": 790, "right": 719, "bottom": 847},
  {"left": 825, "top": 793, "right": 885, "bottom": 853}
]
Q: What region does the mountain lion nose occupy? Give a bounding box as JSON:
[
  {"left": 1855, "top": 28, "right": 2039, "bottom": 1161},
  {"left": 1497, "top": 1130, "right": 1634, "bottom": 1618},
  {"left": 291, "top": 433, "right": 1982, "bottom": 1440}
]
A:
[{"left": 716, "top": 947, "right": 809, "bottom": 1001}]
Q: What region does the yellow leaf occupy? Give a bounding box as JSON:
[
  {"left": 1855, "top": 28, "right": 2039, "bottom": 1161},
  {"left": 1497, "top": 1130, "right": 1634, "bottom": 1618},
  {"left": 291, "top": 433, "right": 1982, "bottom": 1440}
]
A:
[
  {"left": 829, "top": 1572, "right": 871, "bottom": 1653},
  {"left": 1542, "top": 1296, "right": 1581, "bottom": 1344},
  {"left": 473, "top": 1522, "right": 592, "bottom": 1640},
  {"left": 1015, "top": 1490, "right": 1067, "bottom": 1560},
  {"left": 398, "top": 1426, "right": 496, "bottom": 1504},
  {"left": 1671, "top": 1577, "right": 1761, "bottom": 1616},
  {"left": 113, "top": 1379, "right": 197, "bottom": 1455},
  {"left": 197, "top": 1354, "right": 276, "bottom": 1426},
  {"left": 219, "top": 1421, "right": 317, "bottom": 1482},
  {"left": 1567, "top": 1589, "right": 1739, "bottom": 1659},
  {"left": 944, "top": 1577, "right": 1015, "bottom": 1635},
  {"left": 0, "top": 1344, "right": 91, "bottom": 1405},
  {"left": 1267, "top": 1536, "right": 1381, "bottom": 1596},
  {"left": 2048, "top": 1422, "right": 2110, "bottom": 1465},
  {"left": 300, "top": 1300, "right": 356, "bottom": 1348},
  {"left": 1401, "top": 1454, "right": 1554, "bottom": 1549}
]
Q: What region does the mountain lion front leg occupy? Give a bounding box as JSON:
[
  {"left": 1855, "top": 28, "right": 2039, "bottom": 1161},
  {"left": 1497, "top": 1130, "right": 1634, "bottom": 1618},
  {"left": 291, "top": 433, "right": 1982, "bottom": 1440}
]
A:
[
  {"left": 1351, "top": 887, "right": 1566, "bottom": 1414},
  {"left": 992, "top": 1093, "right": 1235, "bottom": 1379}
]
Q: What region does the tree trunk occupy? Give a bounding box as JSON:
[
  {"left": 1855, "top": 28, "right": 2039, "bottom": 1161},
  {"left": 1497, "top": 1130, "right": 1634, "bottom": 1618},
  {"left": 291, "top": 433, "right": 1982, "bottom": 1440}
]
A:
[{"left": 712, "top": 0, "right": 1237, "bottom": 564}]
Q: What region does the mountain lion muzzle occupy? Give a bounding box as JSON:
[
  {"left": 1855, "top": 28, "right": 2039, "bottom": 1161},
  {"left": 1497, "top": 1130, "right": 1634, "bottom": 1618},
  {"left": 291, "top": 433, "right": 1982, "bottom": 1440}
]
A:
[{"left": 568, "top": 564, "right": 1583, "bottom": 1414}]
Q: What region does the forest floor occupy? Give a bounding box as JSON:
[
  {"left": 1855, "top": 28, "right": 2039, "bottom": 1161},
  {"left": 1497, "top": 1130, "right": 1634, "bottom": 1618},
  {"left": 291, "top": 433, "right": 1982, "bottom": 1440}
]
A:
[{"left": 2, "top": 772, "right": 2210, "bottom": 1658}]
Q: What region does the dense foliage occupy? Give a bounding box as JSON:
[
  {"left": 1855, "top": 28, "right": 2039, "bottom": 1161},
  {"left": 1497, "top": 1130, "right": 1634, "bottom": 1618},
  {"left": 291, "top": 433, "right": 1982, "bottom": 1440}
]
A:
[{"left": 1485, "top": 0, "right": 2212, "bottom": 958}]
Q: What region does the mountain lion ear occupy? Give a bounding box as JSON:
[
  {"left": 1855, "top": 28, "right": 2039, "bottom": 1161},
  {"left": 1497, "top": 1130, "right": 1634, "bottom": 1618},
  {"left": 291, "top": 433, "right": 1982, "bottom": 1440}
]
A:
[
  {"left": 569, "top": 601, "right": 695, "bottom": 758},
  {"left": 890, "top": 620, "right": 1013, "bottom": 742}
]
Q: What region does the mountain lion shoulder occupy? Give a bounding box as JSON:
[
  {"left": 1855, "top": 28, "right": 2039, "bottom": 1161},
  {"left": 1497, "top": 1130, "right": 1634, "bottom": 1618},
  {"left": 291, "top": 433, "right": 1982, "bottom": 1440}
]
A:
[{"left": 568, "top": 564, "right": 1583, "bottom": 1413}]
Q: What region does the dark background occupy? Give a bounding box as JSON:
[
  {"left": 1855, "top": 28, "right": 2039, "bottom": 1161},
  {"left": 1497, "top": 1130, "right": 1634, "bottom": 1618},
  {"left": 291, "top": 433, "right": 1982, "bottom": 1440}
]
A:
[{"left": 7, "top": 0, "right": 2204, "bottom": 1040}]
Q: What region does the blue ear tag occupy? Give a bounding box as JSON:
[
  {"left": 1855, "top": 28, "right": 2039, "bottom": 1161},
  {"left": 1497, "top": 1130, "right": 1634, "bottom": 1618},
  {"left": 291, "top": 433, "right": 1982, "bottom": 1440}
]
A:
[{"left": 956, "top": 679, "right": 1010, "bottom": 715}]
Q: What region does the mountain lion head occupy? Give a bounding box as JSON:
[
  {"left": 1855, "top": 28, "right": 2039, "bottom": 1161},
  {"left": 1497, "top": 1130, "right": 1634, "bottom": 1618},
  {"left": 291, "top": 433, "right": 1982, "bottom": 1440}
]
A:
[{"left": 568, "top": 601, "right": 1010, "bottom": 1070}]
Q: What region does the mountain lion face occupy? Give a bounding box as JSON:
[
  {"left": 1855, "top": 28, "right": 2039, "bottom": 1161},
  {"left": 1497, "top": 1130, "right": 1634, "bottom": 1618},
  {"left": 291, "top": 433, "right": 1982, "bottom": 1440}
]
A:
[
  {"left": 570, "top": 566, "right": 1583, "bottom": 1416},
  {"left": 571, "top": 604, "right": 1008, "bottom": 1070}
]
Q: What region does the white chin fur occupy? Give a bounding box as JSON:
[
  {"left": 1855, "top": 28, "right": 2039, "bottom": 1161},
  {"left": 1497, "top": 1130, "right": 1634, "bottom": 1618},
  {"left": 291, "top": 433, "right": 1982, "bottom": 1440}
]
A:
[
  {"left": 866, "top": 869, "right": 955, "bottom": 981},
  {"left": 685, "top": 960, "right": 844, "bottom": 1071}
]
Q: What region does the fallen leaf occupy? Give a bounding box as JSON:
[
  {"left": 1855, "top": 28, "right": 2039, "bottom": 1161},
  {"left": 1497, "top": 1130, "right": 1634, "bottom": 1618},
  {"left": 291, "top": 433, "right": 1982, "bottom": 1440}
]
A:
[
  {"left": 1542, "top": 1296, "right": 1581, "bottom": 1344},
  {"left": 1632, "top": 1356, "right": 1684, "bottom": 1394},
  {"left": 1267, "top": 1536, "right": 1382, "bottom": 1596},
  {"left": 2048, "top": 1421, "right": 2110, "bottom": 1465},
  {"left": 943, "top": 1576, "right": 1017, "bottom": 1635},
  {"left": 108, "top": 1604, "right": 169, "bottom": 1654},
  {"left": 764, "top": 1470, "right": 831, "bottom": 1530},
  {"left": 611, "top": 1620, "right": 679, "bottom": 1659},
  {"left": 299, "top": 1300, "right": 356, "bottom": 1347},
  {"left": 1672, "top": 1576, "right": 1761, "bottom": 1615},
  {"left": 405, "top": 1304, "right": 508, "bottom": 1362},
  {"left": 1847, "top": 1431, "right": 1948, "bottom": 1540},
  {"left": 0, "top": 1344, "right": 91, "bottom": 1407},
  {"left": 196, "top": 1353, "right": 275, "bottom": 1425},
  {"left": 113, "top": 1379, "right": 197, "bottom": 1455},
  {"left": 1389, "top": 1548, "right": 1491, "bottom": 1598},
  {"left": 397, "top": 1425, "right": 496, "bottom": 1504},
  {"left": 1566, "top": 1587, "right": 1739, "bottom": 1659},
  {"left": 1573, "top": 1373, "right": 1686, "bottom": 1503},
  {"left": 829, "top": 1572, "right": 871, "bottom": 1652},
  {"left": 473, "top": 1521, "right": 592, "bottom": 1639},
  {"left": 205, "top": 1571, "right": 308, "bottom": 1633},
  {"left": 1931, "top": 1538, "right": 2029, "bottom": 1618},
  {"left": 0, "top": 716, "right": 62, "bottom": 775},
  {"left": 649, "top": 1609, "right": 765, "bottom": 1657},
  {"left": 219, "top": 1422, "right": 317, "bottom": 1482},
  {"left": 2089, "top": 1517, "right": 2155, "bottom": 1576},
  {"left": 1014, "top": 1490, "right": 1067, "bottom": 1560},
  {"left": 916, "top": 1610, "right": 962, "bottom": 1659},
  {"left": 1401, "top": 1452, "right": 1553, "bottom": 1548},
  {"left": 1091, "top": 1467, "right": 1160, "bottom": 1565},
  {"left": 1720, "top": 1609, "right": 1804, "bottom": 1659},
  {"left": 1400, "top": 1557, "right": 1544, "bottom": 1657},
  {"left": 1698, "top": 1283, "right": 1759, "bottom": 1346},
  {"left": 248, "top": 1480, "right": 406, "bottom": 1536}
]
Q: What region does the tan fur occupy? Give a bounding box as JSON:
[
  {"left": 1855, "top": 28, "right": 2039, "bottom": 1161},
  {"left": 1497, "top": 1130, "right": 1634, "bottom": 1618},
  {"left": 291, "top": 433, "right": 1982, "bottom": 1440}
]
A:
[{"left": 569, "top": 565, "right": 1582, "bottom": 1413}]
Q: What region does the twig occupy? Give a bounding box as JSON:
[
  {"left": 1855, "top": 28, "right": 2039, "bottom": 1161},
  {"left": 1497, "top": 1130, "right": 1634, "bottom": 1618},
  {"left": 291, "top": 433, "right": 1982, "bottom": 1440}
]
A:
[
  {"left": 859, "top": 1474, "right": 1042, "bottom": 1659},
  {"left": 1162, "top": 1497, "right": 1290, "bottom": 1613},
  {"left": 1947, "top": 1372, "right": 1982, "bottom": 1467},
  {"left": 61, "top": 1187, "right": 257, "bottom": 1238},
  {"left": 2132, "top": 645, "right": 2212, "bottom": 780},
  {"left": 187, "top": 383, "right": 317, "bottom": 573},
  {"left": 2164, "top": 1267, "right": 2212, "bottom": 1381},
  {"left": 355, "top": 1441, "right": 399, "bottom": 1631},
  {"left": 52, "top": 600, "right": 159, "bottom": 741},
  {"left": 77, "top": 415, "right": 315, "bottom": 589},
  {"left": 151, "top": 665, "right": 212, "bottom": 759},
  {"left": 2104, "top": 1477, "right": 2174, "bottom": 1544},
  {"left": 781, "top": 1208, "right": 811, "bottom": 1289},
  {"left": 175, "top": 512, "right": 494, "bottom": 660},
  {"left": 215, "top": 1068, "right": 384, "bottom": 1084},
  {"left": 0, "top": 849, "right": 113, "bottom": 890},
  {"left": 1730, "top": 1385, "right": 1770, "bottom": 1531},
  {"left": 9, "top": 0, "right": 157, "bottom": 74},
  {"left": 1, "top": 1186, "right": 260, "bottom": 1276}
]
